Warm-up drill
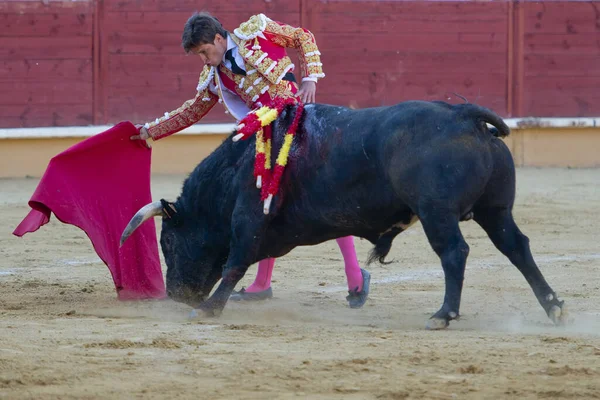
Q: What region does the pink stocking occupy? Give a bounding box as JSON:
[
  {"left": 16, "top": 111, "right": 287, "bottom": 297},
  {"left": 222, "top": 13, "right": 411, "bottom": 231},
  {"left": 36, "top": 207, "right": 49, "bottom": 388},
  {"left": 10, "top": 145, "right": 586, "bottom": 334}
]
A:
[
  {"left": 245, "top": 257, "right": 275, "bottom": 293},
  {"left": 336, "top": 236, "right": 363, "bottom": 292},
  {"left": 244, "top": 237, "right": 362, "bottom": 293}
]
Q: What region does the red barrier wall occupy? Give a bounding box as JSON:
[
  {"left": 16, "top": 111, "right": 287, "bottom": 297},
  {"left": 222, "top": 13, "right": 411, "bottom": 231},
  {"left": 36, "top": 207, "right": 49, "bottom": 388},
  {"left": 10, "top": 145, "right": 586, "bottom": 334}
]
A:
[{"left": 1, "top": 0, "right": 598, "bottom": 128}]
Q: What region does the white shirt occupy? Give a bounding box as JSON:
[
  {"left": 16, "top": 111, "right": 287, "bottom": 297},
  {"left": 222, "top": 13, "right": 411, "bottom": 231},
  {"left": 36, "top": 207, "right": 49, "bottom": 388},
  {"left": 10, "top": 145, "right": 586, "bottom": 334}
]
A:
[
  {"left": 209, "top": 34, "right": 251, "bottom": 121},
  {"left": 222, "top": 34, "right": 246, "bottom": 74}
]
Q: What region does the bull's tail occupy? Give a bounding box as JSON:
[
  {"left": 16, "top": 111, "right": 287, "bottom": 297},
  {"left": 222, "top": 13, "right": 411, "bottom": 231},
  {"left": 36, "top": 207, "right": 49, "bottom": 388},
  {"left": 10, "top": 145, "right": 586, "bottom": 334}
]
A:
[
  {"left": 366, "top": 229, "right": 399, "bottom": 266},
  {"left": 458, "top": 103, "right": 510, "bottom": 138}
]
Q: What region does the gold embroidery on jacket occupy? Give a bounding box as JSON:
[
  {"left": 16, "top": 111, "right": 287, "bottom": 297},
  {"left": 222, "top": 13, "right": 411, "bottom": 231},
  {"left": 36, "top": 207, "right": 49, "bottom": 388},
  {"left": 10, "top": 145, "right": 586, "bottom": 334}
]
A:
[{"left": 263, "top": 20, "right": 324, "bottom": 80}]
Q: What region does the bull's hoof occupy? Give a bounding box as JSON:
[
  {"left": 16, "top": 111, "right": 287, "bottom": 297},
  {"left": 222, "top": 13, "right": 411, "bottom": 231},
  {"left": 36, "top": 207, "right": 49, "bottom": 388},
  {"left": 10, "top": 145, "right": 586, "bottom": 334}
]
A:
[
  {"left": 549, "top": 304, "right": 570, "bottom": 326},
  {"left": 346, "top": 268, "right": 371, "bottom": 309},
  {"left": 188, "top": 307, "right": 221, "bottom": 319},
  {"left": 461, "top": 211, "right": 474, "bottom": 221},
  {"left": 202, "top": 307, "right": 222, "bottom": 318},
  {"left": 192, "top": 300, "right": 224, "bottom": 318},
  {"left": 188, "top": 308, "right": 213, "bottom": 319},
  {"left": 425, "top": 317, "right": 449, "bottom": 330},
  {"left": 426, "top": 308, "right": 459, "bottom": 330},
  {"left": 229, "top": 287, "right": 273, "bottom": 302}
]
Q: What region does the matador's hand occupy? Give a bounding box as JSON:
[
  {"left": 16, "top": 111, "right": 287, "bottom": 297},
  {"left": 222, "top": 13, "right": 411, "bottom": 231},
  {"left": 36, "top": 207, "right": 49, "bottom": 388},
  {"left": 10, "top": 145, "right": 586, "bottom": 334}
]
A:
[
  {"left": 131, "top": 125, "right": 152, "bottom": 149},
  {"left": 297, "top": 81, "right": 316, "bottom": 104}
]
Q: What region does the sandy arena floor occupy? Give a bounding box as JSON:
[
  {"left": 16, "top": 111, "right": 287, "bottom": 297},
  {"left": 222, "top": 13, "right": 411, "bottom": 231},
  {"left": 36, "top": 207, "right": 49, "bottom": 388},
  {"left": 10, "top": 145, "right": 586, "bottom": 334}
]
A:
[{"left": 1, "top": 167, "right": 600, "bottom": 399}]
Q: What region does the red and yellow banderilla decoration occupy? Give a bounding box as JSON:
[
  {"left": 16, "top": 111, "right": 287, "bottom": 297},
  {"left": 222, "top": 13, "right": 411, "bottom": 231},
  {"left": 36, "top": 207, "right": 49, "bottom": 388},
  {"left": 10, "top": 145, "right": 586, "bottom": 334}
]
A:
[{"left": 232, "top": 97, "right": 304, "bottom": 214}]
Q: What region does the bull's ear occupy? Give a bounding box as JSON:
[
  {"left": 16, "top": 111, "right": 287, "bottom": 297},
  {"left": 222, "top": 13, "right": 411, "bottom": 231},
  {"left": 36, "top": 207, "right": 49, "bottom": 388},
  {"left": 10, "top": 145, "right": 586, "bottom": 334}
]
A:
[
  {"left": 160, "top": 199, "right": 183, "bottom": 225},
  {"left": 159, "top": 199, "right": 177, "bottom": 218}
]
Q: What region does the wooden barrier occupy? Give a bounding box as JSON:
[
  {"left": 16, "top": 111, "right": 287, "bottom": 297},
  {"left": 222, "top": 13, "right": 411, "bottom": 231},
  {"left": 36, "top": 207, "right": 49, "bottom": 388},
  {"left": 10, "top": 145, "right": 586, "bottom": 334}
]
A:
[{"left": 1, "top": 0, "right": 599, "bottom": 130}]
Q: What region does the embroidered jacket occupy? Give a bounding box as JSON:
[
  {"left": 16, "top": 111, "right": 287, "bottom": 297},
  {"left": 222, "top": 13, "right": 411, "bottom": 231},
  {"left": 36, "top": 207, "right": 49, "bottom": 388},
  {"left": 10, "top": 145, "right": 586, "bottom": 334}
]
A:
[{"left": 144, "top": 13, "right": 325, "bottom": 141}]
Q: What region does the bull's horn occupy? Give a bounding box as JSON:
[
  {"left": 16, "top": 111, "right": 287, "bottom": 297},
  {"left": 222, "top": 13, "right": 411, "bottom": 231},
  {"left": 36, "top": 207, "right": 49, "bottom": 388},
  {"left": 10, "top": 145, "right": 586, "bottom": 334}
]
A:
[{"left": 120, "top": 201, "right": 163, "bottom": 247}]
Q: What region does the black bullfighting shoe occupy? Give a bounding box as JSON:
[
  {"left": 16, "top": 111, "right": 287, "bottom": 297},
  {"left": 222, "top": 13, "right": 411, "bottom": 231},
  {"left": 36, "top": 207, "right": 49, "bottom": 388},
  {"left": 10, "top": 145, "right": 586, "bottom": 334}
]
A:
[
  {"left": 229, "top": 287, "right": 273, "bottom": 302},
  {"left": 346, "top": 268, "right": 371, "bottom": 309}
]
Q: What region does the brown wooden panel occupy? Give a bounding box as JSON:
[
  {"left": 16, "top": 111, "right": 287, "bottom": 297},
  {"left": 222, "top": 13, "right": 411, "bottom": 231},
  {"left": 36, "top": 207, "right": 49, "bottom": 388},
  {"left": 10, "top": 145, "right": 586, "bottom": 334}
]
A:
[
  {"left": 0, "top": 12, "right": 92, "bottom": 37},
  {"left": 306, "top": 0, "right": 508, "bottom": 114},
  {"left": 106, "top": 53, "right": 200, "bottom": 124},
  {"left": 316, "top": 32, "right": 506, "bottom": 54},
  {"left": 524, "top": 54, "right": 600, "bottom": 77},
  {"left": 0, "top": 36, "right": 92, "bottom": 59},
  {"left": 104, "top": 10, "right": 301, "bottom": 54},
  {"left": 0, "top": 81, "right": 92, "bottom": 106},
  {"left": 317, "top": 71, "right": 507, "bottom": 114},
  {"left": 107, "top": 78, "right": 199, "bottom": 98},
  {"left": 103, "top": 10, "right": 300, "bottom": 33},
  {"left": 104, "top": 0, "right": 299, "bottom": 14},
  {"left": 313, "top": 18, "right": 507, "bottom": 34},
  {"left": 0, "top": 59, "right": 92, "bottom": 81},
  {"left": 322, "top": 52, "right": 507, "bottom": 77},
  {"left": 0, "top": 1, "right": 93, "bottom": 14},
  {"left": 524, "top": 32, "right": 600, "bottom": 55},
  {"left": 107, "top": 29, "right": 186, "bottom": 55},
  {"left": 520, "top": 1, "right": 600, "bottom": 116},
  {"left": 525, "top": 2, "right": 600, "bottom": 34},
  {"left": 107, "top": 96, "right": 232, "bottom": 126},
  {"left": 105, "top": 11, "right": 210, "bottom": 33},
  {"left": 3, "top": 0, "right": 600, "bottom": 127},
  {"left": 0, "top": 104, "right": 93, "bottom": 128},
  {"left": 522, "top": 92, "right": 600, "bottom": 118},
  {"left": 108, "top": 55, "right": 198, "bottom": 88},
  {"left": 306, "top": 1, "right": 507, "bottom": 17},
  {"left": 523, "top": 76, "right": 600, "bottom": 117},
  {"left": 0, "top": 2, "right": 93, "bottom": 127},
  {"left": 307, "top": 3, "right": 507, "bottom": 34},
  {"left": 526, "top": 76, "right": 600, "bottom": 92}
]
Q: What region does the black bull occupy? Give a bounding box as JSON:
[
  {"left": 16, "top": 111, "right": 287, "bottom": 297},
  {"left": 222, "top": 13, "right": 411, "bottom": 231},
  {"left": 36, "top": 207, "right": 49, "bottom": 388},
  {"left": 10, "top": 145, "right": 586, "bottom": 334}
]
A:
[{"left": 121, "top": 100, "right": 567, "bottom": 329}]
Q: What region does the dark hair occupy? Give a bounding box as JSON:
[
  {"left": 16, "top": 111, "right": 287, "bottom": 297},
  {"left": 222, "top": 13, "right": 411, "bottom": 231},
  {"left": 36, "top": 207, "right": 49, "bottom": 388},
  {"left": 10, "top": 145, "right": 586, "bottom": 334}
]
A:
[{"left": 181, "top": 11, "right": 228, "bottom": 53}]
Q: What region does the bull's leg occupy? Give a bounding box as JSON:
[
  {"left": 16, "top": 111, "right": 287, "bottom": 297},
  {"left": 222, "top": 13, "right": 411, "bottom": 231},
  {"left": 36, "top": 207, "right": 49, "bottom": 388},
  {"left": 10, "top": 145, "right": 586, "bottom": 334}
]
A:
[
  {"left": 419, "top": 211, "right": 470, "bottom": 330},
  {"left": 197, "top": 209, "right": 267, "bottom": 316},
  {"left": 474, "top": 208, "right": 568, "bottom": 325},
  {"left": 199, "top": 254, "right": 258, "bottom": 316},
  {"left": 197, "top": 251, "right": 254, "bottom": 316}
]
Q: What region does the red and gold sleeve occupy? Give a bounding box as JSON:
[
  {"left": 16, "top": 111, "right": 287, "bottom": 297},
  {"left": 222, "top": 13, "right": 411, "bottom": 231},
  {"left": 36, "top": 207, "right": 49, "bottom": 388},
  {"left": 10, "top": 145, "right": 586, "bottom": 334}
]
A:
[
  {"left": 144, "top": 88, "right": 218, "bottom": 141},
  {"left": 143, "top": 66, "right": 219, "bottom": 141},
  {"left": 263, "top": 20, "right": 325, "bottom": 83}
]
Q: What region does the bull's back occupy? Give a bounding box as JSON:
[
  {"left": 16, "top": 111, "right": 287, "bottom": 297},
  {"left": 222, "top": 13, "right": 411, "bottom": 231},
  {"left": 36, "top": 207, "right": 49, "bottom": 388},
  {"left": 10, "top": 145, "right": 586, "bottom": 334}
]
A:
[
  {"left": 275, "top": 103, "right": 456, "bottom": 220},
  {"left": 311, "top": 101, "right": 502, "bottom": 209}
]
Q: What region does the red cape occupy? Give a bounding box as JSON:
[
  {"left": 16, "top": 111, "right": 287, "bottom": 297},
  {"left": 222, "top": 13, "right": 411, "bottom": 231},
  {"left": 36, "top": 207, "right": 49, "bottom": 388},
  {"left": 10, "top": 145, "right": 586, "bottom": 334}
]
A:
[{"left": 13, "top": 122, "right": 166, "bottom": 300}]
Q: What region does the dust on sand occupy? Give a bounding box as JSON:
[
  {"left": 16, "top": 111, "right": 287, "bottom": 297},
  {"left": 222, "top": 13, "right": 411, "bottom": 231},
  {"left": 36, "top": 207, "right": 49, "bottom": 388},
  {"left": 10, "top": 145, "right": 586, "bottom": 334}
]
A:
[{"left": 1, "top": 168, "right": 599, "bottom": 399}]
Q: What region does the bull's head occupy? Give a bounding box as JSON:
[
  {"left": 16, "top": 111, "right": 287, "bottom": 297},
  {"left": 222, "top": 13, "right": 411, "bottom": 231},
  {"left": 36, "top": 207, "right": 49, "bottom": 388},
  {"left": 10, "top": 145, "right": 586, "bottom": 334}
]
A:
[{"left": 120, "top": 199, "right": 225, "bottom": 307}]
